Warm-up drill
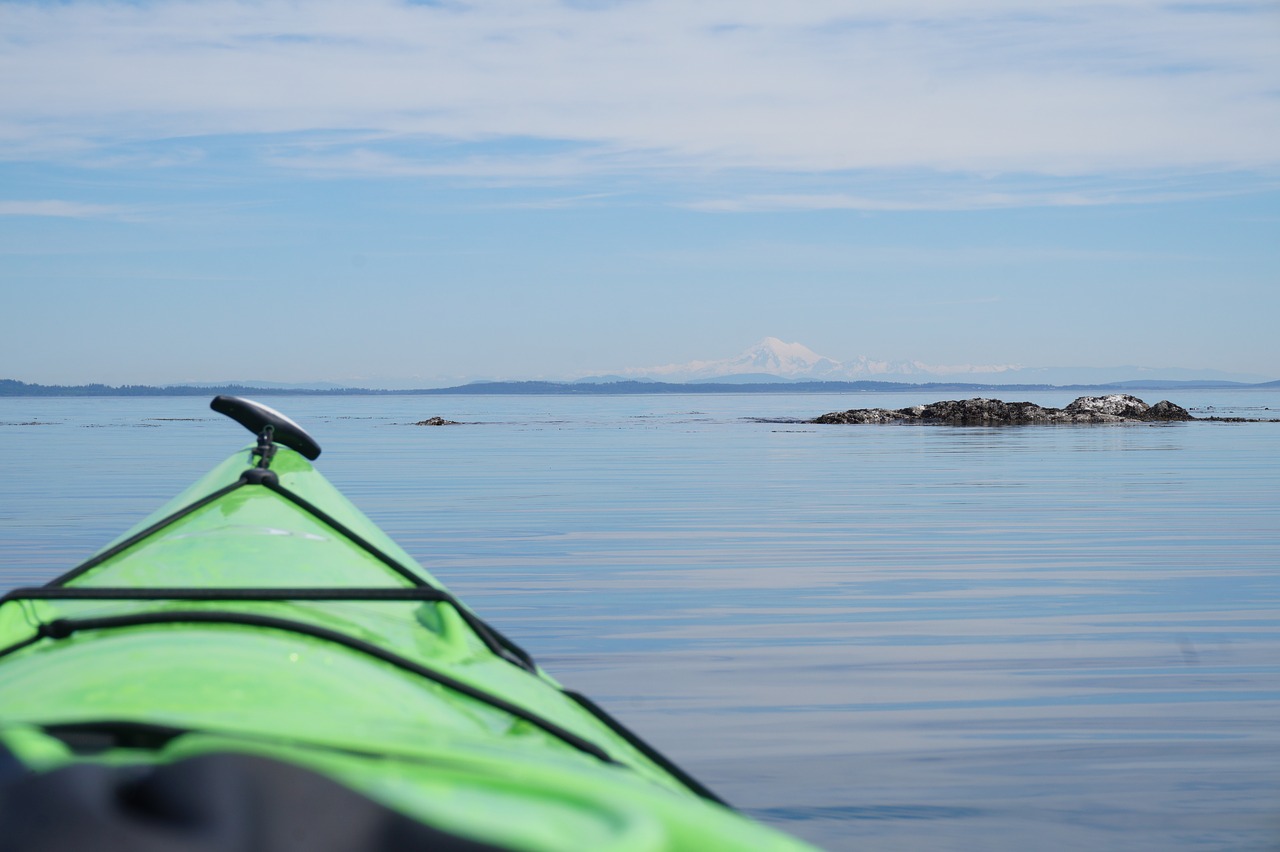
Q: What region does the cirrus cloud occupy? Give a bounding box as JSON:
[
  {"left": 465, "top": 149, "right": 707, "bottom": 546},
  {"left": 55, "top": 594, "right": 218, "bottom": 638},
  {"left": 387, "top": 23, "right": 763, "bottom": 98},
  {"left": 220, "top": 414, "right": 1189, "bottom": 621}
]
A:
[{"left": 0, "top": 199, "right": 140, "bottom": 220}]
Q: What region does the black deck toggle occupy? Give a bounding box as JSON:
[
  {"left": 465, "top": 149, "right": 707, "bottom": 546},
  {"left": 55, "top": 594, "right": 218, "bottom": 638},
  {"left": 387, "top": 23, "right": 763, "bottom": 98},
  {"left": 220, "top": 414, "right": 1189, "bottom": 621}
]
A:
[{"left": 210, "top": 396, "right": 322, "bottom": 460}]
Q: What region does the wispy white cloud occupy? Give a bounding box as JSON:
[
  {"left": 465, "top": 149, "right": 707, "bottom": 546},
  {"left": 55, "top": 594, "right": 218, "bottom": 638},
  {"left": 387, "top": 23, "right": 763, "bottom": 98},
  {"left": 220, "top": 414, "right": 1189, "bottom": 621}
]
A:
[
  {"left": 487, "top": 192, "right": 622, "bottom": 210},
  {"left": 681, "top": 170, "right": 1280, "bottom": 212},
  {"left": 1, "top": 0, "right": 1277, "bottom": 200},
  {"left": 268, "top": 147, "right": 631, "bottom": 182},
  {"left": 0, "top": 200, "right": 140, "bottom": 220},
  {"left": 642, "top": 241, "right": 1200, "bottom": 271},
  {"left": 684, "top": 193, "right": 995, "bottom": 213},
  {"left": 682, "top": 188, "right": 1217, "bottom": 213}
]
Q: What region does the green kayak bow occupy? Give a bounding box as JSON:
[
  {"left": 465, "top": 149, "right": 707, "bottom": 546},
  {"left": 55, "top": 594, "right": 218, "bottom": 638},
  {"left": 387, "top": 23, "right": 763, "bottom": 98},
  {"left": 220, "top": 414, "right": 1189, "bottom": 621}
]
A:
[{"left": 0, "top": 397, "right": 816, "bottom": 851}]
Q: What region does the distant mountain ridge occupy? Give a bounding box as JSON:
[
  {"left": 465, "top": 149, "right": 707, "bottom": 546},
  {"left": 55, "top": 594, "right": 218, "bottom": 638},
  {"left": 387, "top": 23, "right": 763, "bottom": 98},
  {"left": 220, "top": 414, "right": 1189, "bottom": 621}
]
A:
[{"left": 4, "top": 377, "right": 1278, "bottom": 398}]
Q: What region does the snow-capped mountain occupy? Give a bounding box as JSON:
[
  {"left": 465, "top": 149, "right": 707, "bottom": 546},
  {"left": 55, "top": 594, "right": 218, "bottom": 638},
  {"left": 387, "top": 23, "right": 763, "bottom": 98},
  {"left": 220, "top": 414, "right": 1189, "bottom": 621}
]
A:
[
  {"left": 629, "top": 338, "right": 845, "bottom": 381},
  {"left": 619, "top": 338, "right": 1020, "bottom": 383},
  {"left": 725, "top": 338, "right": 845, "bottom": 377},
  {"left": 590, "top": 338, "right": 1271, "bottom": 386}
]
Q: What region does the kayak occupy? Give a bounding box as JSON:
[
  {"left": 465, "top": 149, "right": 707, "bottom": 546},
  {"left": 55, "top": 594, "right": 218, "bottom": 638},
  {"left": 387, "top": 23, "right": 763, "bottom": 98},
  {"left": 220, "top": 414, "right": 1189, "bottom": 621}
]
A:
[{"left": 0, "top": 397, "right": 816, "bottom": 851}]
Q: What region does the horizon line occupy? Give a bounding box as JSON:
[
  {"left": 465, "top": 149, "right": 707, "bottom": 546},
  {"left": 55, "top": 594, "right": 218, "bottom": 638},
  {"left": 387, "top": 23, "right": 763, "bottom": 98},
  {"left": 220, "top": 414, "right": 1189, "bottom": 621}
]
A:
[{"left": 3, "top": 377, "right": 1278, "bottom": 398}]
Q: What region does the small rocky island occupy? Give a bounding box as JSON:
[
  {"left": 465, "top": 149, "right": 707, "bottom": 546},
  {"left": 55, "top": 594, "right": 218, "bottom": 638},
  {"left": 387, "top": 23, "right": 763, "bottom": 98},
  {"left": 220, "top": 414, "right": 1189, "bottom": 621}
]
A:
[
  {"left": 812, "top": 394, "right": 1193, "bottom": 425},
  {"left": 413, "top": 416, "right": 460, "bottom": 426}
]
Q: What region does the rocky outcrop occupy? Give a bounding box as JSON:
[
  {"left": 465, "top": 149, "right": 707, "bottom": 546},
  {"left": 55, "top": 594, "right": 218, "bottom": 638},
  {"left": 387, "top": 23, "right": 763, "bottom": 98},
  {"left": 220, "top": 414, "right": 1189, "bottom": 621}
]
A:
[
  {"left": 413, "top": 417, "right": 460, "bottom": 426},
  {"left": 1147, "top": 400, "right": 1197, "bottom": 420},
  {"left": 812, "top": 395, "right": 1192, "bottom": 425}
]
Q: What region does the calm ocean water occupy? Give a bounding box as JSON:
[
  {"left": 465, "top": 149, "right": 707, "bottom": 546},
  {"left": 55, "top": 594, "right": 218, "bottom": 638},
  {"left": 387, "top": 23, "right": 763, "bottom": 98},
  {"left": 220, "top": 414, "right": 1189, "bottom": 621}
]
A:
[{"left": 2, "top": 390, "right": 1278, "bottom": 850}]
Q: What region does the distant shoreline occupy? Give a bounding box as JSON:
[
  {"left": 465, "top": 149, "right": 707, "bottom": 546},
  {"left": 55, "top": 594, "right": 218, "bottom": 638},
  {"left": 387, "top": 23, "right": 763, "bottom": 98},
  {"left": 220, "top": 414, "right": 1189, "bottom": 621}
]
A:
[{"left": 3, "top": 378, "right": 1278, "bottom": 397}]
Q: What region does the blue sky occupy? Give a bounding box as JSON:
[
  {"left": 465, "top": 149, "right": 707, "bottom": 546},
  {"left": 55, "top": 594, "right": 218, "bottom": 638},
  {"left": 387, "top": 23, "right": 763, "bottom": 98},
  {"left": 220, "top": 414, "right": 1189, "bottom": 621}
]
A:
[{"left": 1, "top": 0, "right": 1278, "bottom": 386}]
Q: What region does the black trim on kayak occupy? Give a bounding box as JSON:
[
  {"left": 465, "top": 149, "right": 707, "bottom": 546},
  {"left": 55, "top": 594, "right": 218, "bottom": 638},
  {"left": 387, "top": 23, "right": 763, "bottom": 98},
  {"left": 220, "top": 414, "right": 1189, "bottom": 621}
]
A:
[
  {"left": 9, "top": 611, "right": 615, "bottom": 766},
  {"left": 564, "top": 690, "right": 729, "bottom": 807},
  {"left": 0, "top": 591, "right": 725, "bottom": 805},
  {"left": 45, "top": 480, "right": 249, "bottom": 587},
  {"left": 37, "top": 468, "right": 536, "bottom": 673},
  {"left": 0, "top": 633, "right": 43, "bottom": 663},
  {"left": 44, "top": 465, "right": 418, "bottom": 591},
  {"left": 259, "top": 480, "right": 537, "bottom": 672},
  {"left": 4, "top": 587, "right": 453, "bottom": 603},
  {"left": 447, "top": 609, "right": 536, "bottom": 673},
  {"left": 260, "top": 480, "right": 430, "bottom": 587}
]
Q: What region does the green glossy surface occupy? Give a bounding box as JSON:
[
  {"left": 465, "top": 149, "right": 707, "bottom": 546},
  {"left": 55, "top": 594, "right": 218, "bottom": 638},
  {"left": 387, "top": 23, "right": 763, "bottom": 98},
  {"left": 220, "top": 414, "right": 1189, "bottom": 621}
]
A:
[{"left": 0, "top": 445, "right": 816, "bottom": 851}]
